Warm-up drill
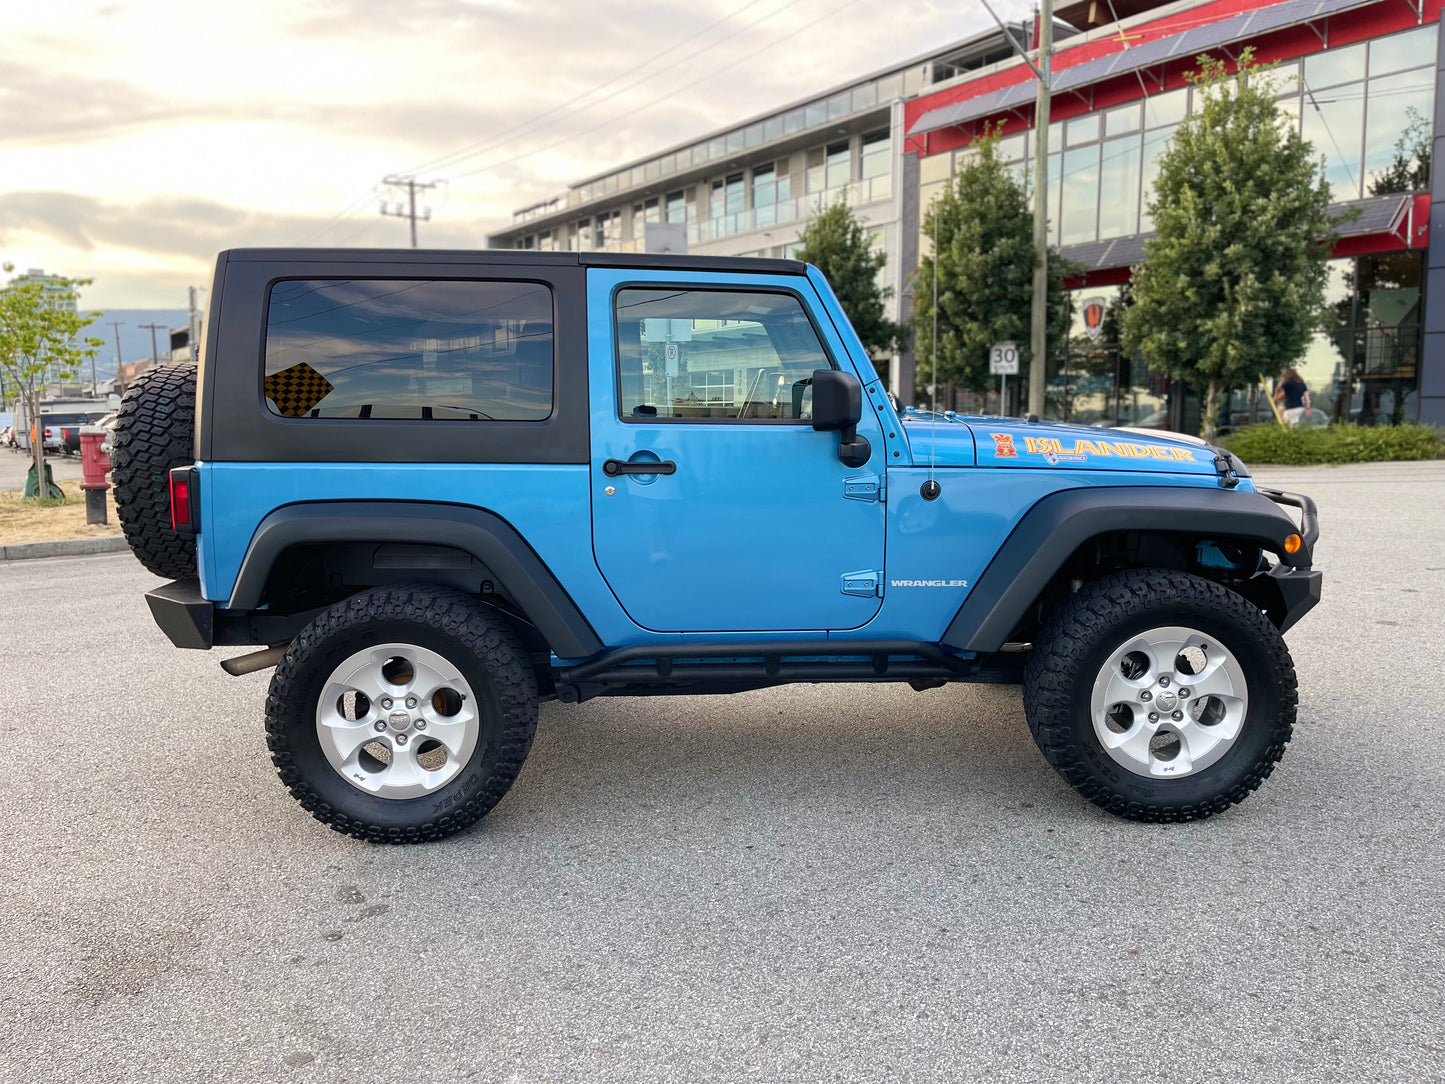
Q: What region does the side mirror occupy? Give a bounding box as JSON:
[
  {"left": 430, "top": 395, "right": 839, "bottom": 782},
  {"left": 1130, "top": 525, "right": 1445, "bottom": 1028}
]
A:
[{"left": 810, "top": 368, "right": 871, "bottom": 468}]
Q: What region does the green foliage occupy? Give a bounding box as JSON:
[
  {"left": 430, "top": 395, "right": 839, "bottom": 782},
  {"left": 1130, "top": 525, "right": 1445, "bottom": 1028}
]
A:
[
  {"left": 1222, "top": 422, "right": 1443, "bottom": 465},
  {"left": 1121, "top": 51, "right": 1337, "bottom": 440},
  {"left": 794, "top": 199, "right": 903, "bottom": 366},
  {"left": 0, "top": 266, "right": 104, "bottom": 394},
  {"left": 1369, "top": 106, "right": 1431, "bottom": 196},
  {"left": 0, "top": 264, "right": 105, "bottom": 499},
  {"left": 911, "top": 134, "right": 1072, "bottom": 393}
]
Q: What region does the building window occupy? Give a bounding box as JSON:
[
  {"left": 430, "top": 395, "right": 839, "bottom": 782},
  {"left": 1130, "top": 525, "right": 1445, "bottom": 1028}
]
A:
[
  {"left": 860, "top": 130, "right": 891, "bottom": 180},
  {"left": 751, "top": 163, "right": 791, "bottom": 227},
  {"left": 264, "top": 280, "right": 553, "bottom": 421},
  {"left": 825, "top": 141, "right": 852, "bottom": 189},
  {"left": 710, "top": 173, "right": 744, "bottom": 234},
  {"left": 665, "top": 189, "right": 692, "bottom": 224}
]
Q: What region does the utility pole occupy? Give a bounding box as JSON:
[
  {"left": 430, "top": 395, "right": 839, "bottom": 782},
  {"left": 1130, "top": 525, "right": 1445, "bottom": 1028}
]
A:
[
  {"left": 1028, "top": 0, "right": 1055, "bottom": 419},
  {"left": 188, "top": 287, "right": 202, "bottom": 361},
  {"left": 138, "top": 322, "right": 166, "bottom": 373},
  {"left": 109, "top": 321, "right": 124, "bottom": 393},
  {"left": 380, "top": 175, "right": 438, "bottom": 248}
]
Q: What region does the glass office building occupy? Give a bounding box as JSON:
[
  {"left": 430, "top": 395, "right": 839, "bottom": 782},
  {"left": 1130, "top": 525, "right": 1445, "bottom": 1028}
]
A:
[
  {"left": 487, "top": 26, "right": 1052, "bottom": 394},
  {"left": 906, "top": 0, "right": 1444, "bottom": 427}
]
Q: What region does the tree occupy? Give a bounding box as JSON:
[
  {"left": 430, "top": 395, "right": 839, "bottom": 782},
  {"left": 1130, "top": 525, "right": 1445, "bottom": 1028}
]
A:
[
  {"left": 911, "top": 134, "right": 1072, "bottom": 400},
  {"left": 1121, "top": 51, "right": 1336, "bottom": 441},
  {"left": 793, "top": 198, "right": 903, "bottom": 371},
  {"left": 0, "top": 266, "right": 104, "bottom": 499}
]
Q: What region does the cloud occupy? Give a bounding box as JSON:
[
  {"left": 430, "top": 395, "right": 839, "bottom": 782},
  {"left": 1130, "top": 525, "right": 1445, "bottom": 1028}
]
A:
[
  {"left": 0, "top": 60, "right": 196, "bottom": 145},
  {"left": 0, "top": 190, "right": 487, "bottom": 263}
]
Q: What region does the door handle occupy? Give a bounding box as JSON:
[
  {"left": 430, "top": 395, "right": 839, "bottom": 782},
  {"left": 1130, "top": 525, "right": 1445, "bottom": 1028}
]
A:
[{"left": 603, "top": 458, "right": 677, "bottom": 476}]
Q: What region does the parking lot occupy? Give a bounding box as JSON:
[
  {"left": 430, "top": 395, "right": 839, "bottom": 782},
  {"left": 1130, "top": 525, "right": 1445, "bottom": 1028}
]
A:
[{"left": 3, "top": 460, "right": 1443, "bottom": 1083}]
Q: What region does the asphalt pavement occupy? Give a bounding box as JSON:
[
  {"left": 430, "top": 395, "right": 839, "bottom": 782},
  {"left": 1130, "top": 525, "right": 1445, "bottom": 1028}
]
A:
[
  {"left": 0, "top": 446, "right": 85, "bottom": 490},
  {"left": 2, "top": 460, "right": 1443, "bottom": 1083}
]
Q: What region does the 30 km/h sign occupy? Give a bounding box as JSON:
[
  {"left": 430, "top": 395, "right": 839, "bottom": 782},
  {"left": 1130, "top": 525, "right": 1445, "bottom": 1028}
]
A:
[{"left": 990, "top": 342, "right": 1020, "bottom": 375}]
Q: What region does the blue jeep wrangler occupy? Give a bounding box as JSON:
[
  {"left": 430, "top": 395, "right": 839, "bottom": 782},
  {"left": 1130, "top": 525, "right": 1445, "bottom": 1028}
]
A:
[{"left": 112, "top": 249, "right": 1320, "bottom": 842}]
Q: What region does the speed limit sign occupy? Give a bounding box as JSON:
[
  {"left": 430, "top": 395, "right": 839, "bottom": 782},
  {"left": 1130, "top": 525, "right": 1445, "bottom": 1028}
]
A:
[{"left": 989, "top": 341, "right": 1019, "bottom": 375}]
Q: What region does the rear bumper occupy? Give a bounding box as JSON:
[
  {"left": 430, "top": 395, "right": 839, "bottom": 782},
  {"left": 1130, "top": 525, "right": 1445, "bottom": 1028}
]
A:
[
  {"left": 145, "top": 579, "right": 323, "bottom": 649},
  {"left": 146, "top": 579, "right": 213, "bottom": 649}
]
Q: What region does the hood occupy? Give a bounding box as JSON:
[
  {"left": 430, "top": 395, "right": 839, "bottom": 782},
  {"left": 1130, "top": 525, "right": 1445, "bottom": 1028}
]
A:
[{"left": 902, "top": 412, "right": 1219, "bottom": 475}]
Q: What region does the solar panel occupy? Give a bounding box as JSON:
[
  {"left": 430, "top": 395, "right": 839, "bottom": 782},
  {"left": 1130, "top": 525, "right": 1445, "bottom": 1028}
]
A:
[
  {"left": 1331, "top": 194, "right": 1408, "bottom": 236},
  {"left": 909, "top": 0, "right": 1384, "bottom": 137}
]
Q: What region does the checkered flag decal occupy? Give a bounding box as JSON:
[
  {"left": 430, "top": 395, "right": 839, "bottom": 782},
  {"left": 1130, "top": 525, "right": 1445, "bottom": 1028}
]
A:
[{"left": 265, "top": 362, "right": 335, "bottom": 417}]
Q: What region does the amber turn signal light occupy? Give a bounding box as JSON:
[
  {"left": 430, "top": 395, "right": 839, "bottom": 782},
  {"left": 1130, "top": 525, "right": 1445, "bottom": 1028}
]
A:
[{"left": 1283, "top": 533, "right": 1303, "bottom": 555}]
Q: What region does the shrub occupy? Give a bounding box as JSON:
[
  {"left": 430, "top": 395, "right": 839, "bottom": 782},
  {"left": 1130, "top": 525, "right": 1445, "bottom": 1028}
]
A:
[{"left": 1221, "top": 422, "right": 1443, "bottom": 465}]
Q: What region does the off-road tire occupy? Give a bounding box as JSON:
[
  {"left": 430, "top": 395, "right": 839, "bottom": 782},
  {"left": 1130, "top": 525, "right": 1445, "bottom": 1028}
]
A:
[
  {"left": 111, "top": 361, "right": 198, "bottom": 579},
  {"left": 1023, "top": 568, "right": 1296, "bottom": 822},
  {"left": 265, "top": 585, "right": 538, "bottom": 843}
]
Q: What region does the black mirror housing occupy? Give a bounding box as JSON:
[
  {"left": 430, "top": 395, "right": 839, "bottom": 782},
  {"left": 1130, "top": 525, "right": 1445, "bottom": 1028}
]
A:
[
  {"left": 809, "top": 368, "right": 871, "bottom": 468},
  {"left": 810, "top": 369, "right": 862, "bottom": 432}
]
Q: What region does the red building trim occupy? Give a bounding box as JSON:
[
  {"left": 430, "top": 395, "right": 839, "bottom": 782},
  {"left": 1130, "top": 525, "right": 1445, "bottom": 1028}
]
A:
[{"left": 905, "top": 0, "right": 1440, "bottom": 158}]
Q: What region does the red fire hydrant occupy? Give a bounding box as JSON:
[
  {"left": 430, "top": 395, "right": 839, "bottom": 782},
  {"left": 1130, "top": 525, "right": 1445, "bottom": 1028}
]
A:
[{"left": 80, "top": 426, "right": 112, "bottom": 525}]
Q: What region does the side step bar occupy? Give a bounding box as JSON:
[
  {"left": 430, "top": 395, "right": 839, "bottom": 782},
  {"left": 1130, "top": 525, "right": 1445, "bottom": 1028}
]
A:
[{"left": 554, "top": 639, "right": 1021, "bottom": 703}]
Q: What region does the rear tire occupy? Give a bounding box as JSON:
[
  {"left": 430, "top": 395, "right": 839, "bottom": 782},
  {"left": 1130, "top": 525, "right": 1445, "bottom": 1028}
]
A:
[
  {"left": 265, "top": 585, "right": 539, "bottom": 843},
  {"left": 1023, "top": 569, "right": 1296, "bottom": 821},
  {"left": 111, "top": 362, "right": 198, "bottom": 579}
]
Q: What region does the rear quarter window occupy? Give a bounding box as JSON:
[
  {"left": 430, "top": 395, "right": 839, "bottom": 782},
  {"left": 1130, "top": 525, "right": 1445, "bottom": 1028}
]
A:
[{"left": 263, "top": 279, "right": 553, "bottom": 421}]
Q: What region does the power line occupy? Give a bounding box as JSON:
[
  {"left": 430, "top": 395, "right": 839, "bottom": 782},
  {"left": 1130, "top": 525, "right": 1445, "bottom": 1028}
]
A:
[
  {"left": 399, "top": 0, "right": 789, "bottom": 179},
  {"left": 300, "top": 185, "right": 380, "bottom": 246},
  {"left": 446, "top": 0, "right": 869, "bottom": 185}
]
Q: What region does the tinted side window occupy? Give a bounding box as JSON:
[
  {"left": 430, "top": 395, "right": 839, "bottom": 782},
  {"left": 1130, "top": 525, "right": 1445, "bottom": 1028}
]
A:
[
  {"left": 614, "top": 288, "right": 833, "bottom": 421},
  {"left": 263, "top": 279, "right": 552, "bottom": 420}
]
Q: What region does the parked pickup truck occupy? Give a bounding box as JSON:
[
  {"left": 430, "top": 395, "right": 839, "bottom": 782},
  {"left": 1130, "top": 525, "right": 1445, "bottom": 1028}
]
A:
[{"left": 112, "top": 249, "right": 1320, "bottom": 843}]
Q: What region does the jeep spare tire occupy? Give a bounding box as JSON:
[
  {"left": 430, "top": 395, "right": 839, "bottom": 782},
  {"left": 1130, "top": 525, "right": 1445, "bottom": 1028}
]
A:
[{"left": 111, "top": 361, "right": 198, "bottom": 580}]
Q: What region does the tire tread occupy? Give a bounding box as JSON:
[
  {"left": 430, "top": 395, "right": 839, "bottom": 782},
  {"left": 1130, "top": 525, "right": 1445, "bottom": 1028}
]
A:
[
  {"left": 264, "top": 585, "right": 538, "bottom": 844},
  {"left": 1022, "top": 568, "right": 1296, "bottom": 822}
]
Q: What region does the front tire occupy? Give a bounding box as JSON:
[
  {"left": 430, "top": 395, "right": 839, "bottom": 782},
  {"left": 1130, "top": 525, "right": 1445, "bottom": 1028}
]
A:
[
  {"left": 265, "top": 585, "right": 538, "bottom": 843},
  {"left": 1023, "top": 569, "right": 1296, "bottom": 821}
]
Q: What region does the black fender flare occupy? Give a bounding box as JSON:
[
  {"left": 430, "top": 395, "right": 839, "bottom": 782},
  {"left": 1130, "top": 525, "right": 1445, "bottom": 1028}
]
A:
[
  {"left": 228, "top": 501, "right": 603, "bottom": 659},
  {"left": 942, "top": 486, "right": 1312, "bottom": 653}
]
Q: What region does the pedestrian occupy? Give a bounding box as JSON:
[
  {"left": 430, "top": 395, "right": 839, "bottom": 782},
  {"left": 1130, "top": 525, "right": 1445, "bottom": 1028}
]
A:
[{"left": 1273, "top": 368, "right": 1311, "bottom": 426}]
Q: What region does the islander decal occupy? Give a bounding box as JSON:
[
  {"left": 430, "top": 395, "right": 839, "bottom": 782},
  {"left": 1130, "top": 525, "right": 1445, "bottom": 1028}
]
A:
[{"left": 988, "top": 433, "right": 1199, "bottom": 463}]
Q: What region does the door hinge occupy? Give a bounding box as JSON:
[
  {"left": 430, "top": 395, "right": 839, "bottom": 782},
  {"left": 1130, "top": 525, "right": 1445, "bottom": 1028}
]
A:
[
  {"left": 841, "top": 570, "right": 883, "bottom": 598},
  {"left": 843, "top": 473, "right": 885, "bottom": 502}
]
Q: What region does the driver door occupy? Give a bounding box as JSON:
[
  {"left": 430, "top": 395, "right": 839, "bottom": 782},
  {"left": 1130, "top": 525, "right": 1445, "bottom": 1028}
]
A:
[{"left": 586, "top": 268, "right": 886, "bottom": 634}]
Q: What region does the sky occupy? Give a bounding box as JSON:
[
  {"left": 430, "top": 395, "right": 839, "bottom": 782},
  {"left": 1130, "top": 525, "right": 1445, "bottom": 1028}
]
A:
[{"left": 0, "top": 0, "right": 1024, "bottom": 309}]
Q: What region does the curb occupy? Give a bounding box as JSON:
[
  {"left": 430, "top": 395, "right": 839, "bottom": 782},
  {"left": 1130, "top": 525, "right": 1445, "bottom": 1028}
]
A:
[{"left": 0, "top": 537, "right": 130, "bottom": 561}]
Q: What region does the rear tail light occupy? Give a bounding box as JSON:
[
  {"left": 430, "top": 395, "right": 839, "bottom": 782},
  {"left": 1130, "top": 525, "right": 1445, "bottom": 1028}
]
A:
[{"left": 169, "top": 467, "right": 199, "bottom": 537}]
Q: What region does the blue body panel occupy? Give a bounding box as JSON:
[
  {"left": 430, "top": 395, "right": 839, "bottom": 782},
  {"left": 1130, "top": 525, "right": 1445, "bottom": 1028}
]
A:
[
  {"left": 195, "top": 261, "right": 1255, "bottom": 660},
  {"left": 199, "top": 462, "right": 635, "bottom": 647},
  {"left": 852, "top": 467, "right": 1226, "bottom": 642}
]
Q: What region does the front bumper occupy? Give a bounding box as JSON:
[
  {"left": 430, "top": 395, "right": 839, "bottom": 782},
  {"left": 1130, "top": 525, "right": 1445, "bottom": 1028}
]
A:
[
  {"left": 1256, "top": 487, "right": 1322, "bottom": 631},
  {"left": 1266, "top": 564, "right": 1322, "bottom": 633}
]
